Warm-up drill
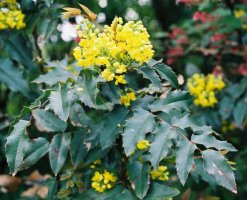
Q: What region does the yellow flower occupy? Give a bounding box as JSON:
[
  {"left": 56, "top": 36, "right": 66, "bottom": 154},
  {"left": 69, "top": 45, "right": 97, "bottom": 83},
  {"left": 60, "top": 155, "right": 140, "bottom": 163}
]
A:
[
  {"left": 150, "top": 165, "right": 169, "bottom": 181},
  {"left": 0, "top": 9, "right": 26, "bottom": 30},
  {"left": 234, "top": 9, "right": 246, "bottom": 18},
  {"left": 73, "top": 17, "right": 154, "bottom": 84},
  {"left": 91, "top": 170, "right": 117, "bottom": 193},
  {"left": 90, "top": 159, "right": 102, "bottom": 169},
  {"left": 101, "top": 69, "right": 115, "bottom": 81},
  {"left": 137, "top": 140, "right": 150, "bottom": 150},
  {"left": 120, "top": 92, "right": 136, "bottom": 106},
  {"left": 242, "top": 24, "right": 247, "bottom": 30},
  {"left": 120, "top": 95, "right": 131, "bottom": 106},
  {"left": 115, "top": 75, "right": 127, "bottom": 85},
  {"left": 187, "top": 73, "right": 225, "bottom": 107},
  {"left": 126, "top": 92, "right": 136, "bottom": 101}
]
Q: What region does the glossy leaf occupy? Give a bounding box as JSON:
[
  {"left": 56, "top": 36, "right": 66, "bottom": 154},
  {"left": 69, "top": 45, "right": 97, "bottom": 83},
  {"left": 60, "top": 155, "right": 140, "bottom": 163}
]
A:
[
  {"left": 152, "top": 63, "right": 179, "bottom": 88},
  {"left": 5, "top": 120, "right": 30, "bottom": 175},
  {"left": 123, "top": 109, "right": 155, "bottom": 156},
  {"left": 20, "top": 137, "right": 49, "bottom": 170},
  {"left": 149, "top": 91, "right": 191, "bottom": 113},
  {"left": 233, "top": 100, "right": 247, "bottom": 126},
  {"left": 191, "top": 132, "right": 237, "bottom": 152},
  {"left": 138, "top": 65, "right": 162, "bottom": 89},
  {"left": 150, "top": 122, "right": 177, "bottom": 168},
  {"left": 70, "top": 132, "right": 88, "bottom": 167},
  {"left": 145, "top": 183, "right": 180, "bottom": 200},
  {"left": 49, "top": 84, "right": 75, "bottom": 121},
  {"left": 127, "top": 161, "right": 151, "bottom": 199},
  {"left": 76, "top": 73, "right": 109, "bottom": 109},
  {"left": 202, "top": 150, "right": 237, "bottom": 193},
  {"left": 0, "top": 58, "right": 29, "bottom": 96},
  {"left": 100, "top": 107, "right": 129, "bottom": 149},
  {"left": 49, "top": 133, "right": 71, "bottom": 176},
  {"left": 33, "top": 68, "right": 75, "bottom": 86},
  {"left": 176, "top": 139, "right": 196, "bottom": 185},
  {"left": 32, "top": 109, "right": 67, "bottom": 132}
]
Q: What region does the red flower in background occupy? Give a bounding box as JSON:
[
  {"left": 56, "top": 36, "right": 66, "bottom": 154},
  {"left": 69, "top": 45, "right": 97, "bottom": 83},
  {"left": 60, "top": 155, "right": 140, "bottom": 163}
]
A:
[
  {"left": 169, "top": 28, "right": 185, "bottom": 39},
  {"left": 74, "top": 36, "right": 80, "bottom": 43},
  {"left": 168, "top": 27, "right": 188, "bottom": 45},
  {"left": 166, "top": 46, "right": 184, "bottom": 64},
  {"left": 193, "top": 11, "right": 213, "bottom": 23},
  {"left": 210, "top": 34, "right": 226, "bottom": 43},
  {"left": 237, "top": 63, "right": 247, "bottom": 75},
  {"left": 213, "top": 66, "right": 224, "bottom": 77}
]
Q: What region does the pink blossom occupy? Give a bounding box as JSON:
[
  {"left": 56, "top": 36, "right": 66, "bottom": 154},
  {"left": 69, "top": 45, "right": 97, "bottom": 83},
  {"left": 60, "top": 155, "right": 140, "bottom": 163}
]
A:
[
  {"left": 213, "top": 66, "right": 224, "bottom": 77},
  {"left": 193, "top": 11, "right": 213, "bottom": 23},
  {"left": 210, "top": 34, "right": 226, "bottom": 43},
  {"left": 237, "top": 63, "right": 247, "bottom": 75}
]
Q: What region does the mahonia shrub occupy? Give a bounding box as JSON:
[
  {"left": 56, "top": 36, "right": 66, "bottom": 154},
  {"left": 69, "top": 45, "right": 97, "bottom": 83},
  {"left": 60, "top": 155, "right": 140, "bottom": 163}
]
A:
[
  {"left": 187, "top": 73, "right": 225, "bottom": 107},
  {"left": 168, "top": 0, "right": 247, "bottom": 133},
  {"left": 5, "top": 5, "right": 238, "bottom": 199}
]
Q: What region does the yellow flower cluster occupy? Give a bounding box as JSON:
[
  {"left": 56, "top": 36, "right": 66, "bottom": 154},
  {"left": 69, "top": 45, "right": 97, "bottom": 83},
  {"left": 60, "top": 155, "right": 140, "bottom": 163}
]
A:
[
  {"left": 120, "top": 92, "right": 136, "bottom": 106},
  {"left": 0, "top": 0, "right": 25, "bottom": 30},
  {"left": 90, "top": 159, "right": 102, "bottom": 169},
  {"left": 73, "top": 17, "right": 154, "bottom": 85},
  {"left": 137, "top": 140, "right": 150, "bottom": 150},
  {"left": 91, "top": 170, "right": 117, "bottom": 193},
  {"left": 234, "top": 9, "right": 247, "bottom": 29},
  {"left": 234, "top": 9, "right": 246, "bottom": 18},
  {"left": 222, "top": 120, "right": 235, "bottom": 133},
  {"left": 150, "top": 165, "right": 169, "bottom": 181},
  {"left": 187, "top": 73, "right": 225, "bottom": 107}
]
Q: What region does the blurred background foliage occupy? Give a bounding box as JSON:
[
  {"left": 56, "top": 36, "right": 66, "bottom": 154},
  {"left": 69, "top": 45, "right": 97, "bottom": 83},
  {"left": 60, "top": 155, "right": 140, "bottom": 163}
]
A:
[{"left": 0, "top": 0, "right": 246, "bottom": 199}]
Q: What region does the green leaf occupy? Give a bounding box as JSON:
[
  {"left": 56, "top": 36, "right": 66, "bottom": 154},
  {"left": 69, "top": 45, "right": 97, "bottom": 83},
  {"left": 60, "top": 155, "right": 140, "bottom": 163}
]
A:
[
  {"left": 32, "top": 109, "right": 67, "bottom": 132},
  {"left": 127, "top": 161, "right": 151, "bottom": 199},
  {"left": 20, "top": 137, "right": 49, "bottom": 170},
  {"left": 138, "top": 65, "right": 162, "bottom": 89},
  {"left": 152, "top": 63, "right": 179, "bottom": 88},
  {"left": 150, "top": 122, "right": 177, "bottom": 168},
  {"left": 0, "top": 58, "right": 29, "bottom": 96},
  {"left": 5, "top": 120, "right": 30, "bottom": 175},
  {"left": 191, "top": 159, "right": 217, "bottom": 188},
  {"left": 123, "top": 109, "right": 155, "bottom": 156},
  {"left": 84, "top": 145, "right": 109, "bottom": 165},
  {"left": 227, "top": 78, "right": 247, "bottom": 99},
  {"left": 100, "top": 107, "right": 129, "bottom": 149},
  {"left": 46, "top": 177, "right": 58, "bottom": 200},
  {"left": 49, "top": 133, "right": 71, "bottom": 176},
  {"left": 9, "top": 90, "right": 51, "bottom": 130},
  {"left": 149, "top": 91, "right": 191, "bottom": 113},
  {"left": 145, "top": 183, "right": 180, "bottom": 200},
  {"left": 101, "top": 82, "right": 121, "bottom": 104},
  {"left": 33, "top": 68, "right": 75, "bottom": 86},
  {"left": 114, "top": 189, "right": 137, "bottom": 200},
  {"left": 233, "top": 100, "right": 247, "bottom": 126},
  {"left": 4, "top": 34, "right": 36, "bottom": 69},
  {"left": 49, "top": 84, "right": 75, "bottom": 122},
  {"left": 77, "top": 185, "right": 130, "bottom": 200},
  {"left": 70, "top": 132, "right": 88, "bottom": 167},
  {"left": 76, "top": 73, "right": 107, "bottom": 109},
  {"left": 219, "top": 96, "right": 234, "bottom": 119},
  {"left": 69, "top": 103, "right": 94, "bottom": 128},
  {"left": 191, "top": 132, "right": 237, "bottom": 152},
  {"left": 176, "top": 139, "right": 196, "bottom": 185},
  {"left": 202, "top": 150, "right": 237, "bottom": 193},
  {"left": 171, "top": 114, "right": 203, "bottom": 131}
]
